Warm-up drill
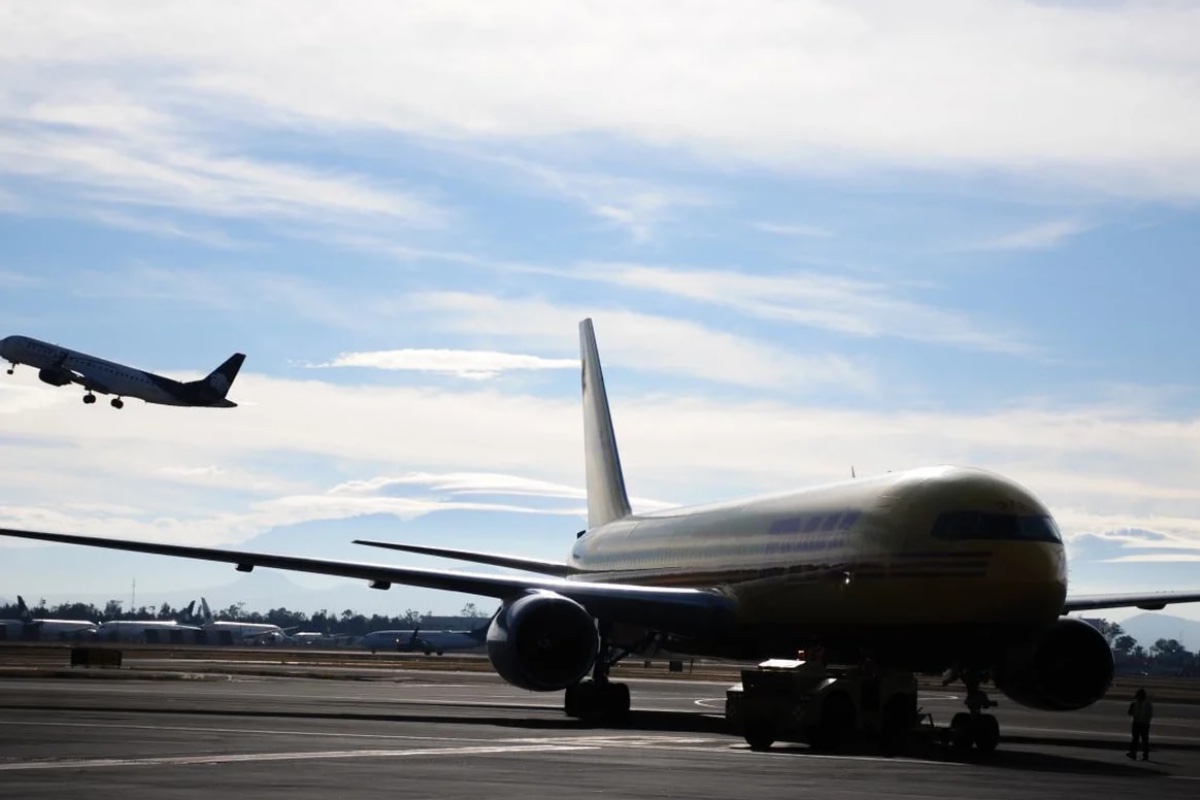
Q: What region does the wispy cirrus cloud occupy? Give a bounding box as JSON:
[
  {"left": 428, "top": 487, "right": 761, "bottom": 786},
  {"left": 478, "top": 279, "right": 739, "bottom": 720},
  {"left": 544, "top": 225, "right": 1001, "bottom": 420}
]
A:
[
  {"left": 410, "top": 291, "right": 877, "bottom": 392},
  {"left": 0, "top": 96, "right": 446, "bottom": 232},
  {"left": 6, "top": 2, "right": 1200, "bottom": 198},
  {"left": 971, "top": 218, "right": 1091, "bottom": 251},
  {"left": 315, "top": 349, "right": 578, "bottom": 380},
  {"left": 752, "top": 221, "right": 834, "bottom": 238},
  {"left": 566, "top": 263, "right": 1030, "bottom": 354}
]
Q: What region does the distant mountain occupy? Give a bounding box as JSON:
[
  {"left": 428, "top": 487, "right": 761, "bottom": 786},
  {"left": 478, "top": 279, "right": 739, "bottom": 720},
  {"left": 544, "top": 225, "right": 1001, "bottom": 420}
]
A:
[{"left": 1117, "top": 613, "right": 1200, "bottom": 652}]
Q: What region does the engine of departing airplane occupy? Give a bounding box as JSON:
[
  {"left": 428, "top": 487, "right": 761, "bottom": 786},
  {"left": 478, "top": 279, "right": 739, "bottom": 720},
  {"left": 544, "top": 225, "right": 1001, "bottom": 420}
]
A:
[
  {"left": 485, "top": 592, "right": 600, "bottom": 691},
  {"left": 992, "top": 617, "right": 1114, "bottom": 711},
  {"left": 37, "top": 368, "right": 71, "bottom": 386}
]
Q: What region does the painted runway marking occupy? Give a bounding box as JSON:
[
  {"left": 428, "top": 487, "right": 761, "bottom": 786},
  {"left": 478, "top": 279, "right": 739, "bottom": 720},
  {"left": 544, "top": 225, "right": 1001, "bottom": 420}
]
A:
[
  {"left": 0, "top": 720, "right": 721, "bottom": 750},
  {"left": 0, "top": 743, "right": 602, "bottom": 772}
]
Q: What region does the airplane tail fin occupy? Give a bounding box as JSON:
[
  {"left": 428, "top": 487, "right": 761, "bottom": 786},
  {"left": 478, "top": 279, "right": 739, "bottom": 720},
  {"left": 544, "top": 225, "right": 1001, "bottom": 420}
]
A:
[
  {"left": 200, "top": 597, "right": 213, "bottom": 623},
  {"left": 202, "top": 353, "right": 245, "bottom": 399},
  {"left": 579, "top": 319, "right": 632, "bottom": 529},
  {"left": 17, "top": 595, "right": 32, "bottom": 623}
]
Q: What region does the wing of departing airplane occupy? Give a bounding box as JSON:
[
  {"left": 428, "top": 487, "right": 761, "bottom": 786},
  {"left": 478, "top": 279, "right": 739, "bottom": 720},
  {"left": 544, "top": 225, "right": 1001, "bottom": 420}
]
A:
[
  {"left": 353, "top": 540, "right": 574, "bottom": 577},
  {"left": 1062, "top": 591, "right": 1200, "bottom": 612},
  {"left": 64, "top": 363, "right": 113, "bottom": 394},
  {"left": 0, "top": 527, "right": 734, "bottom": 635}
]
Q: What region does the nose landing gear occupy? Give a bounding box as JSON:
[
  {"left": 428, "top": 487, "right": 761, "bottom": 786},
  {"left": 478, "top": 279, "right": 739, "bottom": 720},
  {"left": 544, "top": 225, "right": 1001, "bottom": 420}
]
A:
[{"left": 944, "top": 668, "right": 1000, "bottom": 753}]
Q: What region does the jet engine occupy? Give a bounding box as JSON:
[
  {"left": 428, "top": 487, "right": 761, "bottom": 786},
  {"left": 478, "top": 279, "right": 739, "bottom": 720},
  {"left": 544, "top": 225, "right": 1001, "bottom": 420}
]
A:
[
  {"left": 993, "top": 617, "right": 1114, "bottom": 711},
  {"left": 37, "top": 368, "right": 72, "bottom": 386},
  {"left": 486, "top": 592, "right": 600, "bottom": 692}
]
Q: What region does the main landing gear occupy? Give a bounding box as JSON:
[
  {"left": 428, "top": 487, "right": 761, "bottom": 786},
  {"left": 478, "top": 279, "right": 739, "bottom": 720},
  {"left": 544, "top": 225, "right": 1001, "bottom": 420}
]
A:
[
  {"left": 110, "top": 397, "right": 124, "bottom": 409},
  {"left": 5, "top": 363, "right": 13, "bottom": 375},
  {"left": 82, "top": 393, "right": 96, "bottom": 405},
  {"left": 944, "top": 668, "right": 1000, "bottom": 753},
  {"left": 563, "top": 624, "right": 641, "bottom": 722}
]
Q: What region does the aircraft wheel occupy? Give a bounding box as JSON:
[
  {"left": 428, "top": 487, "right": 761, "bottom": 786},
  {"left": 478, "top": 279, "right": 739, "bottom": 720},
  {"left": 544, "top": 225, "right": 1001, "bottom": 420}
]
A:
[
  {"left": 111, "top": 398, "right": 124, "bottom": 409},
  {"left": 563, "top": 681, "right": 630, "bottom": 722},
  {"left": 436, "top": 649, "right": 444, "bottom": 656},
  {"left": 83, "top": 394, "right": 96, "bottom": 404},
  {"left": 973, "top": 714, "right": 1000, "bottom": 753},
  {"left": 949, "top": 712, "right": 974, "bottom": 750}
]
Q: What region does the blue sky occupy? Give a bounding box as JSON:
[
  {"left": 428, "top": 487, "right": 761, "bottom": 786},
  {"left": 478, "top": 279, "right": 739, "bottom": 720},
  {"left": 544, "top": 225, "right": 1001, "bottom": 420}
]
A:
[{"left": 2, "top": 0, "right": 1200, "bottom": 621}]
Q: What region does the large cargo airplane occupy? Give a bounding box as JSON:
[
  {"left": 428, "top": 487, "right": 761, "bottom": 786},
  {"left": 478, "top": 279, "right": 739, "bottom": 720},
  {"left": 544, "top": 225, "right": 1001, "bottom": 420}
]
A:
[
  {"left": 0, "top": 335, "right": 244, "bottom": 409},
  {"left": 3, "top": 319, "right": 1200, "bottom": 751}
]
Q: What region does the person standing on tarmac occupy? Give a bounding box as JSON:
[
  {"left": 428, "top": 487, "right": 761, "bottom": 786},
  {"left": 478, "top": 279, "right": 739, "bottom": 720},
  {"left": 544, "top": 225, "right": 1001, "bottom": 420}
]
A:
[{"left": 1128, "top": 688, "right": 1154, "bottom": 761}]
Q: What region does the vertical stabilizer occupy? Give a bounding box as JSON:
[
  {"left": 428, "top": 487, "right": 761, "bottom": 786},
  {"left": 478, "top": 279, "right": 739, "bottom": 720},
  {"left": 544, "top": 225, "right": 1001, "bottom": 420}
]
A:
[{"left": 579, "top": 319, "right": 632, "bottom": 529}]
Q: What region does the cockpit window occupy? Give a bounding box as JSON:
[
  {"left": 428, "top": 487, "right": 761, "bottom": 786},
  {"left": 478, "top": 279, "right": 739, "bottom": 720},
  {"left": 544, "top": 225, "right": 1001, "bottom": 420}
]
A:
[{"left": 931, "top": 511, "right": 1062, "bottom": 543}]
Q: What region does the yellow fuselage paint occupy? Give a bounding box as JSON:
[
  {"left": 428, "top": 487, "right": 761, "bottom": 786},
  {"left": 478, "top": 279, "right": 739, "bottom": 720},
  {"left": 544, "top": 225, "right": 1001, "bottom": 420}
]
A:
[{"left": 567, "top": 466, "right": 1067, "bottom": 629}]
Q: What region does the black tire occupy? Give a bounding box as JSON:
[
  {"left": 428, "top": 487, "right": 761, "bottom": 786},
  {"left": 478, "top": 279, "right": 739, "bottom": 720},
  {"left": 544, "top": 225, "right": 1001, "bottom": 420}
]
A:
[
  {"left": 745, "top": 721, "right": 775, "bottom": 751},
  {"left": 880, "top": 693, "right": 917, "bottom": 755},
  {"left": 813, "top": 693, "right": 856, "bottom": 752},
  {"left": 950, "top": 712, "right": 974, "bottom": 751},
  {"left": 973, "top": 714, "right": 1000, "bottom": 753}
]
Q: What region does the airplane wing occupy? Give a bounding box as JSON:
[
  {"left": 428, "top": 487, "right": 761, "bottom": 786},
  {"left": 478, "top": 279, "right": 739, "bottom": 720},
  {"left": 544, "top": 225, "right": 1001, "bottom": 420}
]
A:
[
  {"left": 64, "top": 363, "right": 113, "bottom": 394},
  {"left": 353, "top": 540, "right": 574, "bottom": 577},
  {"left": 1062, "top": 591, "right": 1200, "bottom": 613},
  {"left": 0, "top": 527, "right": 735, "bottom": 635}
]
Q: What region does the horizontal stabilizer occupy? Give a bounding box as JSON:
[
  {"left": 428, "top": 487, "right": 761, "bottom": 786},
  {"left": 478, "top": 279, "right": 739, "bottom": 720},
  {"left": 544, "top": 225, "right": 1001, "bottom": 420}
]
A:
[{"left": 353, "top": 540, "right": 574, "bottom": 577}]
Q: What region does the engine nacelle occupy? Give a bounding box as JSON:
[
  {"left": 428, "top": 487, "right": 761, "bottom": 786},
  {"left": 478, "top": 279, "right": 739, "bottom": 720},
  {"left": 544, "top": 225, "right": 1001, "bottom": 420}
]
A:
[
  {"left": 486, "top": 592, "right": 600, "bottom": 692},
  {"left": 993, "top": 617, "right": 1114, "bottom": 711},
  {"left": 37, "top": 368, "right": 71, "bottom": 386}
]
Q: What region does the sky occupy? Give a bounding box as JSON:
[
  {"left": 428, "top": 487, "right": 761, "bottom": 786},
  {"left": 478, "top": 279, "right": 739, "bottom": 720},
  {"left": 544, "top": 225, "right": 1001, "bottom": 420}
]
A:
[{"left": 2, "top": 0, "right": 1200, "bottom": 622}]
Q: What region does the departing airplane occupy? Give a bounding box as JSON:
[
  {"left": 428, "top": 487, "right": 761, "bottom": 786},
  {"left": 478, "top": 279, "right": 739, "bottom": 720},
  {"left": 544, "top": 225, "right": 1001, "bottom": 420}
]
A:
[
  {"left": 0, "top": 335, "right": 244, "bottom": 409},
  {"left": 3, "top": 319, "right": 1200, "bottom": 751}
]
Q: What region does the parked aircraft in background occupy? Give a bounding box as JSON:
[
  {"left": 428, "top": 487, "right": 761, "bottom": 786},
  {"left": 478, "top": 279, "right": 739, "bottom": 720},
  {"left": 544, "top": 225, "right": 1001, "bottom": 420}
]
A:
[
  {"left": 0, "top": 335, "right": 244, "bottom": 409},
  {"left": 8, "top": 596, "right": 97, "bottom": 640},
  {"left": 94, "top": 620, "right": 205, "bottom": 644},
  {"left": 196, "top": 598, "right": 291, "bottom": 644},
  {"left": 93, "top": 601, "right": 204, "bottom": 643},
  {"left": 5, "top": 319, "right": 1200, "bottom": 751},
  {"left": 361, "top": 623, "right": 487, "bottom": 655}
]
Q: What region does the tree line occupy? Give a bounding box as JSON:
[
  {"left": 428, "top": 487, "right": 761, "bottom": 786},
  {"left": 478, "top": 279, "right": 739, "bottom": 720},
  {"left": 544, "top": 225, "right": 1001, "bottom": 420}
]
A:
[
  {"left": 1089, "top": 620, "right": 1200, "bottom": 676},
  {"left": 0, "top": 598, "right": 491, "bottom": 639}
]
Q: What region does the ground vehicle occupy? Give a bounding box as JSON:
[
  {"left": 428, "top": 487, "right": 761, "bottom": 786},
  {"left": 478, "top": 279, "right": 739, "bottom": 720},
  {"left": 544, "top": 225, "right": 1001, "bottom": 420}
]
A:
[{"left": 725, "top": 659, "right": 927, "bottom": 752}]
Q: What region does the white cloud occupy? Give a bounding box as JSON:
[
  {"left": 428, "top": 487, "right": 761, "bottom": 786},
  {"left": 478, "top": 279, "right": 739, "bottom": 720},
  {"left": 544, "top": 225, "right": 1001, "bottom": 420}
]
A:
[
  {"left": 0, "top": 95, "right": 445, "bottom": 230},
  {"left": 317, "top": 349, "right": 578, "bottom": 380},
  {"left": 1101, "top": 554, "right": 1200, "bottom": 563},
  {"left": 972, "top": 219, "right": 1091, "bottom": 251},
  {"left": 5, "top": 2, "right": 1200, "bottom": 198},
  {"left": 3, "top": 368, "right": 1200, "bottom": 554},
  {"left": 501, "top": 160, "right": 712, "bottom": 241},
  {"left": 410, "top": 291, "right": 877, "bottom": 391},
  {"left": 566, "top": 263, "right": 1029, "bottom": 354},
  {"left": 752, "top": 222, "right": 833, "bottom": 238}
]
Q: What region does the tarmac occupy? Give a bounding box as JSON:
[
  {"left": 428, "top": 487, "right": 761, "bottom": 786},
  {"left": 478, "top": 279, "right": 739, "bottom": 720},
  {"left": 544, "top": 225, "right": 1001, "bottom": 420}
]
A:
[{"left": 1, "top": 667, "right": 1199, "bottom": 799}]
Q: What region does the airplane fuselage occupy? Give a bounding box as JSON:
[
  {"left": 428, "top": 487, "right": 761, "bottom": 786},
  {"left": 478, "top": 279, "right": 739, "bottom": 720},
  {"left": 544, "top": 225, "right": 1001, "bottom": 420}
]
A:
[
  {"left": 0, "top": 336, "right": 239, "bottom": 407},
  {"left": 566, "top": 465, "right": 1065, "bottom": 668}
]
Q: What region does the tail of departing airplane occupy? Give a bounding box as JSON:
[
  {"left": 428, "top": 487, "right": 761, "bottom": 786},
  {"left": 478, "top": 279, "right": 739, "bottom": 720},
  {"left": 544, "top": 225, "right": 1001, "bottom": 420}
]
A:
[
  {"left": 580, "top": 318, "right": 631, "bottom": 529},
  {"left": 16, "top": 595, "right": 32, "bottom": 623},
  {"left": 195, "top": 353, "right": 244, "bottom": 400}
]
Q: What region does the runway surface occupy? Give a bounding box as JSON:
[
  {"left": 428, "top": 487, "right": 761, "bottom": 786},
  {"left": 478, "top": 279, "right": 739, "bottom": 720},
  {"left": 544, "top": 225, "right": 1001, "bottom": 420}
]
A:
[{"left": 1, "top": 669, "right": 1198, "bottom": 799}]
